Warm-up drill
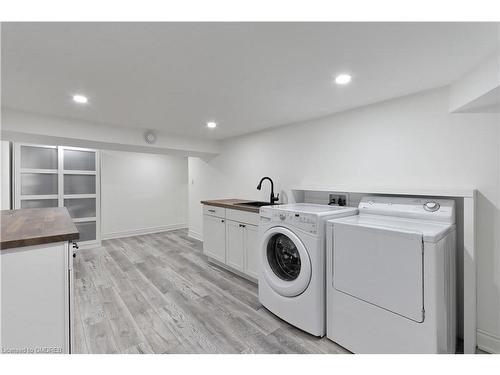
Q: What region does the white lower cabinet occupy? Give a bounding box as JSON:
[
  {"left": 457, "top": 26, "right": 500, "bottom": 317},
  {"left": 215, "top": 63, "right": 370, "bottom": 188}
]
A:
[
  {"left": 203, "top": 205, "right": 259, "bottom": 282},
  {"left": 202, "top": 214, "right": 226, "bottom": 263},
  {"left": 1, "top": 241, "right": 73, "bottom": 354}
]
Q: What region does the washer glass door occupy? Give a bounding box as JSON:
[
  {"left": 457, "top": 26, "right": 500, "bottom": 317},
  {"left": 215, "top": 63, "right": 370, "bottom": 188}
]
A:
[
  {"left": 261, "top": 227, "right": 312, "bottom": 297},
  {"left": 267, "top": 234, "right": 301, "bottom": 281}
]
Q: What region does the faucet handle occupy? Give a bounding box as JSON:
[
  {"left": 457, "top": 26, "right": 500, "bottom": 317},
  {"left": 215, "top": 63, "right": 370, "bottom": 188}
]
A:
[{"left": 273, "top": 193, "right": 280, "bottom": 203}]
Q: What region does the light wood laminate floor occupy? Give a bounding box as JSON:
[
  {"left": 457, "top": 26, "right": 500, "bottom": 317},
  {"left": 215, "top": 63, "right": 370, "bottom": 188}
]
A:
[{"left": 73, "top": 229, "right": 350, "bottom": 354}]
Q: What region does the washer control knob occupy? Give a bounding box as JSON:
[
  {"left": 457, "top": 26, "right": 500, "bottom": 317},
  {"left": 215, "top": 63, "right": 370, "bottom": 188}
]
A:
[
  {"left": 424, "top": 201, "right": 440, "bottom": 212},
  {"left": 279, "top": 213, "right": 286, "bottom": 220}
]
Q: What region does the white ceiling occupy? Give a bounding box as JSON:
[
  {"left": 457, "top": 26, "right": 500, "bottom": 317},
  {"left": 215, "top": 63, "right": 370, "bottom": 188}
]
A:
[{"left": 2, "top": 22, "right": 498, "bottom": 139}]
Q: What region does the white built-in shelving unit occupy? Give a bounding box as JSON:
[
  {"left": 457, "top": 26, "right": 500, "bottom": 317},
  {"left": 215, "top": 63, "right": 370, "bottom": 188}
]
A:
[{"left": 14, "top": 143, "right": 101, "bottom": 248}]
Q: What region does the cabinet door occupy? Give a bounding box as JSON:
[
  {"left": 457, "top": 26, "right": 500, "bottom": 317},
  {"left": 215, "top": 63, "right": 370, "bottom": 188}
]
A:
[
  {"left": 1, "top": 242, "right": 70, "bottom": 353},
  {"left": 203, "top": 214, "right": 226, "bottom": 263},
  {"left": 60, "top": 146, "right": 100, "bottom": 246},
  {"left": 226, "top": 220, "right": 245, "bottom": 271},
  {"left": 244, "top": 224, "right": 259, "bottom": 280}
]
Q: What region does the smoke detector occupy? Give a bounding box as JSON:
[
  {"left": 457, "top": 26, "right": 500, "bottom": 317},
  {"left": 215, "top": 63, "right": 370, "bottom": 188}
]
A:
[{"left": 144, "top": 130, "right": 157, "bottom": 144}]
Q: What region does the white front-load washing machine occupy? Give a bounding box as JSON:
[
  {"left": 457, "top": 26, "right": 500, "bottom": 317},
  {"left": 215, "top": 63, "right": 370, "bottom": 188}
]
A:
[
  {"left": 326, "top": 196, "right": 457, "bottom": 353},
  {"left": 258, "top": 203, "right": 358, "bottom": 337}
]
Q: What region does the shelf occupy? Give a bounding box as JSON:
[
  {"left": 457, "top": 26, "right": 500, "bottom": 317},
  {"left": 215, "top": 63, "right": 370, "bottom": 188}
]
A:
[
  {"left": 291, "top": 185, "right": 477, "bottom": 198},
  {"left": 73, "top": 217, "right": 97, "bottom": 223},
  {"left": 20, "top": 168, "right": 58, "bottom": 174},
  {"left": 63, "top": 194, "right": 96, "bottom": 199},
  {"left": 20, "top": 194, "right": 59, "bottom": 200},
  {"left": 62, "top": 170, "right": 96, "bottom": 175}
]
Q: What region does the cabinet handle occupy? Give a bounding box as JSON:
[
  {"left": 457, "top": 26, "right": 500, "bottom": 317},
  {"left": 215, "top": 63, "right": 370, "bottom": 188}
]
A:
[
  {"left": 239, "top": 224, "right": 246, "bottom": 228},
  {"left": 208, "top": 209, "right": 216, "bottom": 213},
  {"left": 221, "top": 219, "right": 225, "bottom": 223},
  {"left": 71, "top": 241, "right": 79, "bottom": 257}
]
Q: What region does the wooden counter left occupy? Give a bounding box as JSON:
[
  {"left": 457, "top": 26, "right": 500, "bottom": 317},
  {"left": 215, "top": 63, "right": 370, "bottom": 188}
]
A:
[
  {"left": 1, "top": 207, "right": 79, "bottom": 250},
  {"left": 1, "top": 207, "right": 80, "bottom": 354}
]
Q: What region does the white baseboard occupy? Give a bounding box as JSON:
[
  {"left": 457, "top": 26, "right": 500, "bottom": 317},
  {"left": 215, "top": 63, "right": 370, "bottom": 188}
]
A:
[
  {"left": 477, "top": 329, "right": 500, "bottom": 354},
  {"left": 188, "top": 230, "right": 203, "bottom": 242},
  {"left": 102, "top": 223, "right": 187, "bottom": 240}
]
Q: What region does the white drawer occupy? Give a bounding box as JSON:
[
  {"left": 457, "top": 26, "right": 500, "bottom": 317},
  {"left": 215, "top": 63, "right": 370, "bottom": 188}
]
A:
[
  {"left": 226, "top": 208, "right": 259, "bottom": 226},
  {"left": 203, "top": 205, "right": 226, "bottom": 218}
]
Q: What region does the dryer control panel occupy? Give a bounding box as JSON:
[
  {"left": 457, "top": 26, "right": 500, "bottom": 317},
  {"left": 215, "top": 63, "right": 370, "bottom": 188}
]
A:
[{"left": 359, "top": 196, "right": 455, "bottom": 224}]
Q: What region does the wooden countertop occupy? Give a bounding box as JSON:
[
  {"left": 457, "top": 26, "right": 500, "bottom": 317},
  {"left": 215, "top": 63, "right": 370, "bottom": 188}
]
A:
[
  {"left": 201, "top": 199, "right": 270, "bottom": 213},
  {"left": 1, "top": 208, "right": 79, "bottom": 250}
]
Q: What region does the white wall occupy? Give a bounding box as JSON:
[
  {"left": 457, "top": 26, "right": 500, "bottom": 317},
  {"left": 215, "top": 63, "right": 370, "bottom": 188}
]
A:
[
  {"left": 449, "top": 51, "right": 500, "bottom": 113},
  {"left": 188, "top": 87, "right": 500, "bottom": 351},
  {"left": 101, "top": 150, "right": 188, "bottom": 239}
]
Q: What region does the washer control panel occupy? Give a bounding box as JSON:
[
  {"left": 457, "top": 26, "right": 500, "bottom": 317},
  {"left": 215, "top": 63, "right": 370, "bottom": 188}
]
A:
[{"left": 262, "top": 209, "right": 318, "bottom": 234}]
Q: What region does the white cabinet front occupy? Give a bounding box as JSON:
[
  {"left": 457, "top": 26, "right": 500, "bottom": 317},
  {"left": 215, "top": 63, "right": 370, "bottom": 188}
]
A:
[
  {"left": 224, "top": 221, "right": 258, "bottom": 280},
  {"left": 226, "top": 220, "right": 245, "bottom": 271},
  {"left": 244, "top": 224, "right": 259, "bottom": 279},
  {"left": 0, "top": 242, "right": 72, "bottom": 354},
  {"left": 203, "top": 214, "right": 226, "bottom": 263}
]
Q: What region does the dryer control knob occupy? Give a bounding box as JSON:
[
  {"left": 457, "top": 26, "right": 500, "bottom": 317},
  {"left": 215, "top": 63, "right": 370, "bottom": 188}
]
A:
[
  {"left": 279, "top": 213, "right": 286, "bottom": 220},
  {"left": 424, "top": 201, "right": 440, "bottom": 212}
]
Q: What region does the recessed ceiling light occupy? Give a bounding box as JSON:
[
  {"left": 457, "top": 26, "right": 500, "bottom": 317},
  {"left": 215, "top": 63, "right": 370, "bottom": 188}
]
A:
[
  {"left": 72, "top": 94, "right": 88, "bottom": 104},
  {"left": 334, "top": 74, "right": 352, "bottom": 85},
  {"left": 206, "top": 121, "right": 217, "bottom": 129}
]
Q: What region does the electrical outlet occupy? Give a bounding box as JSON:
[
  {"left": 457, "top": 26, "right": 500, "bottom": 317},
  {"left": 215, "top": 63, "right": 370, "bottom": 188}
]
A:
[{"left": 329, "top": 193, "right": 348, "bottom": 206}]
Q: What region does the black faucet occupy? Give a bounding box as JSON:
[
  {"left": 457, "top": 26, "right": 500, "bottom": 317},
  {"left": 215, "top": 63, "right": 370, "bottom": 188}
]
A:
[{"left": 257, "top": 177, "right": 279, "bottom": 205}]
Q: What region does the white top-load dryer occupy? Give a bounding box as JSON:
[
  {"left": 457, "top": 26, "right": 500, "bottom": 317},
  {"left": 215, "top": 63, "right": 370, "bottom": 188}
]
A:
[
  {"left": 258, "top": 203, "right": 358, "bottom": 337},
  {"left": 326, "top": 196, "right": 456, "bottom": 353}
]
